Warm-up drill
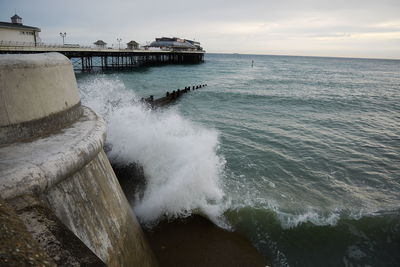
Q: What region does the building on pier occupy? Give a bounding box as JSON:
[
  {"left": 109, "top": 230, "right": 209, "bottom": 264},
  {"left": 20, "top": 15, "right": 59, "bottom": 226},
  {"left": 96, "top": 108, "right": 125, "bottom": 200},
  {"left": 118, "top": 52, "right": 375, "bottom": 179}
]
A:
[
  {"left": 149, "top": 37, "right": 201, "bottom": 51},
  {"left": 126, "top": 40, "right": 139, "bottom": 50},
  {"left": 186, "top": 39, "right": 203, "bottom": 51},
  {"left": 0, "top": 13, "right": 41, "bottom": 46},
  {"left": 94, "top": 40, "right": 107, "bottom": 49}
]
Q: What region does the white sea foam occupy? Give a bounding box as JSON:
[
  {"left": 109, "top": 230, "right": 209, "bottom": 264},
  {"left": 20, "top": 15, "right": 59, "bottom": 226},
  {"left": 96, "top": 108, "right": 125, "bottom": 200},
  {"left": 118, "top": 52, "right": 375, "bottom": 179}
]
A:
[
  {"left": 271, "top": 200, "right": 394, "bottom": 229},
  {"left": 78, "top": 76, "right": 375, "bottom": 230},
  {"left": 79, "top": 76, "right": 227, "bottom": 225},
  {"left": 276, "top": 209, "right": 341, "bottom": 228}
]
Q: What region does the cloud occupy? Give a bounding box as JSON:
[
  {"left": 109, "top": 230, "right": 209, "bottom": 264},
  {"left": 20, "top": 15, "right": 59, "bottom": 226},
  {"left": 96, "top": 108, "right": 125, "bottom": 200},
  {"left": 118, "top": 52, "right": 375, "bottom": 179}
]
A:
[{"left": 1, "top": 0, "right": 399, "bottom": 58}]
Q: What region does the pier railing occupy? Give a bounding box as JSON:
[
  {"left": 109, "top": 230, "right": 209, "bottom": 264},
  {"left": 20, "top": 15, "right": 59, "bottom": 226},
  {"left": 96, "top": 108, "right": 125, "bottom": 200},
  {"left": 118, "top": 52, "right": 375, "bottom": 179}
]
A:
[
  {"left": 0, "top": 41, "right": 90, "bottom": 49},
  {"left": 0, "top": 41, "right": 205, "bottom": 71},
  {"left": 0, "top": 40, "right": 203, "bottom": 52}
]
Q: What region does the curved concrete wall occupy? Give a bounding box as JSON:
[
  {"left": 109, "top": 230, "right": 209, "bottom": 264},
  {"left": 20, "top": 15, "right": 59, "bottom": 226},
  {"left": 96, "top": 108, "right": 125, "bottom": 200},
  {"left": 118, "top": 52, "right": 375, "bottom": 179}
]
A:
[
  {"left": 44, "top": 150, "right": 154, "bottom": 266},
  {"left": 0, "top": 53, "right": 80, "bottom": 127},
  {"left": 0, "top": 53, "right": 83, "bottom": 145},
  {"left": 0, "top": 53, "right": 157, "bottom": 267},
  {"left": 0, "top": 107, "right": 106, "bottom": 199}
]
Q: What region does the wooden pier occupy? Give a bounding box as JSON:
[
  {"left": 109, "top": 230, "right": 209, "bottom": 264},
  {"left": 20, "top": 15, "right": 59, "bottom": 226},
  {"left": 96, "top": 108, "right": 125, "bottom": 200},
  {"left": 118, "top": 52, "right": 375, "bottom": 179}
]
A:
[{"left": 0, "top": 46, "right": 204, "bottom": 71}]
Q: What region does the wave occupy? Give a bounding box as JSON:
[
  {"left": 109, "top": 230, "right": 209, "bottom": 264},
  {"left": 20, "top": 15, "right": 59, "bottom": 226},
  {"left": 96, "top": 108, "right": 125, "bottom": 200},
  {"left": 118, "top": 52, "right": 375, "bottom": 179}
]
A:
[
  {"left": 228, "top": 197, "right": 400, "bottom": 230},
  {"left": 79, "top": 75, "right": 227, "bottom": 226},
  {"left": 78, "top": 75, "right": 399, "bottom": 231}
]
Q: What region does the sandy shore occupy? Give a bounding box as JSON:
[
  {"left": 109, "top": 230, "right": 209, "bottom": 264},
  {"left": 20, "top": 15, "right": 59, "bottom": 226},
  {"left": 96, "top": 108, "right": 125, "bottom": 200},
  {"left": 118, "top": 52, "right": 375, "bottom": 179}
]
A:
[
  {"left": 143, "top": 215, "right": 269, "bottom": 267},
  {"left": 113, "top": 164, "right": 269, "bottom": 266}
]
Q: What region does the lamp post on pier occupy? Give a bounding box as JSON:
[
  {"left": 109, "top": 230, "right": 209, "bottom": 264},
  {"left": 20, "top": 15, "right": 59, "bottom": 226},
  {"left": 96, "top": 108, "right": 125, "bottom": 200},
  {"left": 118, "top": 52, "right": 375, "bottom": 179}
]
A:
[
  {"left": 60, "top": 32, "right": 66, "bottom": 45},
  {"left": 117, "top": 38, "right": 122, "bottom": 50}
]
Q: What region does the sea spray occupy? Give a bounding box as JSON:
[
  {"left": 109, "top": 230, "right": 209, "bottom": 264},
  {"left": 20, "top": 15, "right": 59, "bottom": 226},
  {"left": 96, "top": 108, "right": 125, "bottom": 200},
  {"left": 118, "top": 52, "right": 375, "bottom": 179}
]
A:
[
  {"left": 76, "top": 54, "right": 400, "bottom": 266},
  {"left": 79, "top": 75, "right": 227, "bottom": 225}
]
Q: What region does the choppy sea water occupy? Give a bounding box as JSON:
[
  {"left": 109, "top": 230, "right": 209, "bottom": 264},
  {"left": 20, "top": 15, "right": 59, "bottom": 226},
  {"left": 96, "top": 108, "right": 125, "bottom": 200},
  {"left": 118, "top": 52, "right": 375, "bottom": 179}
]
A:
[{"left": 77, "top": 54, "right": 400, "bottom": 266}]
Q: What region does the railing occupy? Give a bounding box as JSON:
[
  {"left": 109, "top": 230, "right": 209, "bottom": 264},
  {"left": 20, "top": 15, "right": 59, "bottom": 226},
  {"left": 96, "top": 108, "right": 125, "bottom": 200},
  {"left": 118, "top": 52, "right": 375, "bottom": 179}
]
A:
[
  {"left": 0, "top": 40, "right": 92, "bottom": 49},
  {"left": 0, "top": 40, "right": 205, "bottom": 53}
]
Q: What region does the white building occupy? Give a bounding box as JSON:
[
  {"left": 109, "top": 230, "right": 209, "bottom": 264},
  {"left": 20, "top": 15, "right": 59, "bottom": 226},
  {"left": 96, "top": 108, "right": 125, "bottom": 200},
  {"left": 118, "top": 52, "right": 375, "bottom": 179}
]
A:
[
  {"left": 0, "top": 14, "right": 41, "bottom": 46},
  {"left": 94, "top": 40, "right": 107, "bottom": 49}
]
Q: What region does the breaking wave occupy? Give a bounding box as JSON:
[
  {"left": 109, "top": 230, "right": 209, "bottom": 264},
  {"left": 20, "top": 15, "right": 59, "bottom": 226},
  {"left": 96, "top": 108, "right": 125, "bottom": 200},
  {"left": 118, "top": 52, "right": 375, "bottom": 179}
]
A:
[{"left": 79, "top": 76, "right": 227, "bottom": 225}]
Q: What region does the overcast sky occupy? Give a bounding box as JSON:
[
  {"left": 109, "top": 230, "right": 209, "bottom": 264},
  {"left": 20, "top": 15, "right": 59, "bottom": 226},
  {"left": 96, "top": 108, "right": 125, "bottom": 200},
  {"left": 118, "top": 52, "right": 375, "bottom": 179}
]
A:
[{"left": 1, "top": 0, "right": 399, "bottom": 59}]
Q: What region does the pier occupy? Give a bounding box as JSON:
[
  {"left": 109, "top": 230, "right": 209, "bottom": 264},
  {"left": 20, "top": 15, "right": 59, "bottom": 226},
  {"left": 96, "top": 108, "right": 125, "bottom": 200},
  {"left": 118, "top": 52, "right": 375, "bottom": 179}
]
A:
[{"left": 0, "top": 45, "right": 204, "bottom": 71}]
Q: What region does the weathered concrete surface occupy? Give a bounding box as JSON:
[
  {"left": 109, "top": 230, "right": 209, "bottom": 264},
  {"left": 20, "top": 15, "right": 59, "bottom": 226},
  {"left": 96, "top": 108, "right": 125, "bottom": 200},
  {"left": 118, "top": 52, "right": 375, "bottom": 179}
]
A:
[
  {"left": 43, "top": 150, "right": 156, "bottom": 266},
  {"left": 4, "top": 195, "right": 105, "bottom": 266},
  {"left": 0, "top": 107, "right": 106, "bottom": 200},
  {"left": 0, "top": 197, "right": 56, "bottom": 267},
  {"left": 0, "top": 102, "right": 83, "bottom": 146},
  {"left": 0, "top": 53, "right": 80, "bottom": 127},
  {"left": 0, "top": 53, "right": 157, "bottom": 267}
]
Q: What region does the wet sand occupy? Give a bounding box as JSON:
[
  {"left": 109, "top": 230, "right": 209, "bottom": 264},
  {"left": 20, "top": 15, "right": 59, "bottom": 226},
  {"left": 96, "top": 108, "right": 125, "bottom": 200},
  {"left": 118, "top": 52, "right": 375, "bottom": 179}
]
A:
[
  {"left": 113, "top": 164, "right": 269, "bottom": 266},
  {"left": 143, "top": 215, "right": 269, "bottom": 267}
]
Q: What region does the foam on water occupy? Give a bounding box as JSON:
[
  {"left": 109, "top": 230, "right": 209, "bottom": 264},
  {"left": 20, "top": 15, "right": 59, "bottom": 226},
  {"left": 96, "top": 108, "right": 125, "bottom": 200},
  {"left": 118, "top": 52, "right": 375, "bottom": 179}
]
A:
[
  {"left": 77, "top": 74, "right": 397, "bottom": 231},
  {"left": 76, "top": 54, "right": 400, "bottom": 266},
  {"left": 79, "top": 75, "right": 227, "bottom": 225}
]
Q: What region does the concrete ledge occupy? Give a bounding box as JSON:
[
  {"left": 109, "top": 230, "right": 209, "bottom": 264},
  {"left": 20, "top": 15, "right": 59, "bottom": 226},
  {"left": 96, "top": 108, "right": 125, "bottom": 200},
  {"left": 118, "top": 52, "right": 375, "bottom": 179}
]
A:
[
  {"left": 0, "top": 197, "right": 56, "bottom": 267},
  {"left": 15, "top": 196, "right": 106, "bottom": 266},
  {"left": 0, "top": 53, "right": 81, "bottom": 127},
  {"left": 0, "top": 106, "right": 106, "bottom": 200},
  {"left": 0, "top": 53, "right": 157, "bottom": 266},
  {"left": 0, "top": 103, "right": 83, "bottom": 146}
]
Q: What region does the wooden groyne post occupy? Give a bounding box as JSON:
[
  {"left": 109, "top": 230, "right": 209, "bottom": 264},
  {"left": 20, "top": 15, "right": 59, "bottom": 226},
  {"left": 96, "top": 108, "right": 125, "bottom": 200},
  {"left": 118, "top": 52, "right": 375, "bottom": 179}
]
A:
[{"left": 143, "top": 84, "right": 208, "bottom": 108}]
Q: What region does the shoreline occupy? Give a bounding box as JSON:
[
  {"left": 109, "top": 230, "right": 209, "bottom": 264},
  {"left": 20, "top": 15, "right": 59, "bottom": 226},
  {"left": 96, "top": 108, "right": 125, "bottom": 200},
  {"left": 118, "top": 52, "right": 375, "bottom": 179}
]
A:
[
  {"left": 143, "top": 214, "right": 269, "bottom": 267},
  {"left": 112, "top": 163, "right": 270, "bottom": 266}
]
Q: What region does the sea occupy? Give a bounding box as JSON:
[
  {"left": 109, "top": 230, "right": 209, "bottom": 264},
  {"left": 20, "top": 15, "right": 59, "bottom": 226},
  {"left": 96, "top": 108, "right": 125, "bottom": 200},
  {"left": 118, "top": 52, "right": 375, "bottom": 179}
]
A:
[{"left": 76, "top": 53, "right": 400, "bottom": 267}]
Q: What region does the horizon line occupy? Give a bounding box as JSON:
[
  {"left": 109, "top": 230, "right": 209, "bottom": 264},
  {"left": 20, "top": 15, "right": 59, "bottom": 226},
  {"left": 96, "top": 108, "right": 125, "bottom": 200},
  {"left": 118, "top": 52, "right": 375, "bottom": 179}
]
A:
[{"left": 205, "top": 52, "right": 400, "bottom": 61}]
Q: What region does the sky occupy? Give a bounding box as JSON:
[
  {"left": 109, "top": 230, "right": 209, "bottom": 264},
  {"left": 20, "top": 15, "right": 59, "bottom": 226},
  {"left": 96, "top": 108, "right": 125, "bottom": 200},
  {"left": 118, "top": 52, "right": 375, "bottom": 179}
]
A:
[{"left": 1, "top": 0, "right": 400, "bottom": 59}]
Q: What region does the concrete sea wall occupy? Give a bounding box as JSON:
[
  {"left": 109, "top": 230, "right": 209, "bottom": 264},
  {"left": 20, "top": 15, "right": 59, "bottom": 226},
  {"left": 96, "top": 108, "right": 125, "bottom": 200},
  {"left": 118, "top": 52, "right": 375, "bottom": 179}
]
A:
[{"left": 0, "top": 53, "right": 157, "bottom": 266}]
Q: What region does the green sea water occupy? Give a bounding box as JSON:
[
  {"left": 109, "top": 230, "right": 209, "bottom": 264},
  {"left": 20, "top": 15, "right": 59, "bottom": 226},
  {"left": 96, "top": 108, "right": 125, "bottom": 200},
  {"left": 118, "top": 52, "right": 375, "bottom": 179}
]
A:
[{"left": 77, "top": 54, "right": 400, "bottom": 266}]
